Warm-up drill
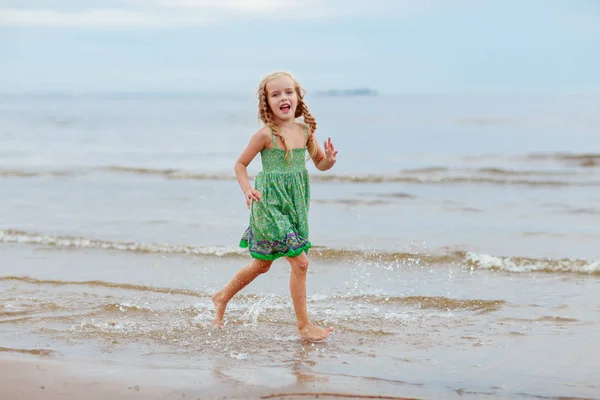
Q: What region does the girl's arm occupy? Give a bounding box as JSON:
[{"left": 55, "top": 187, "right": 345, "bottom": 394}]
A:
[
  {"left": 309, "top": 136, "right": 338, "bottom": 171},
  {"left": 234, "top": 127, "right": 269, "bottom": 208}
]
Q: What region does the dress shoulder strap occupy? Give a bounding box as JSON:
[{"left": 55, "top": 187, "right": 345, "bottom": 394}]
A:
[{"left": 303, "top": 124, "right": 308, "bottom": 143}]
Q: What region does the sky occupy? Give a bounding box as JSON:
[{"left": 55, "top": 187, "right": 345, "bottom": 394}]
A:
[{"left": 1, "top": 0, "right": 599, "bottom": 94}]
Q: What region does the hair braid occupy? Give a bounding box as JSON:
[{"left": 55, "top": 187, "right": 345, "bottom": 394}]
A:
[
  {"left": 258, "top": 83, "right": 290, "bottom": 159},
  {"left": 297, "top": 100, "right": 319, "bottom": 160}
]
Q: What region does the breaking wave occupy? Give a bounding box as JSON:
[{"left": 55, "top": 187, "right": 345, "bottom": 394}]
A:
[
  {"left": 465, "top": 252, "right": 600, "bottom": 274},
  {"left": 2, "top": 229, "right": 599, "bottom": 275}
]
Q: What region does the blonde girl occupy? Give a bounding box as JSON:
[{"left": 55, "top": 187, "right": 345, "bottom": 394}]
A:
[{"left": 212, "top": 71, "right": 338, "bottom": 341}]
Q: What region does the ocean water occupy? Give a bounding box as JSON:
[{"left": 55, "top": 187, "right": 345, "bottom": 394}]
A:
[{"left": 1, "top": 93, "right": 599, "bottom": 399}]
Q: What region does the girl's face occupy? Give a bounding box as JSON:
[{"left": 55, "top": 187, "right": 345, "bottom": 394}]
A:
[{"left": 265, "top": 76, "right": 298, "bottom": 122}]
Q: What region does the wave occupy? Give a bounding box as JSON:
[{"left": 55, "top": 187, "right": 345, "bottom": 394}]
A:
[
  {"left": 1, "top": 164, "right": 598, "bottom": 186},
  {"left": 313, "top": 199, "right": 391, "bottom": 206},
  {"left": 0, "top": 276, "right": 205, "bottom": 298},
  {"left": 0, "top": 346, "right": 54, "bottom": 357},
  {"left": 0, "top": 278, "right": 504, "bottom": 315},
  {"left": 102, "top": 166, "right": 228, "bottom": 181},
  {"left": 0, "top": 229, "right": 247, "bottom": 257},
  {"left": 473, "top": 167, "right": 576, "bottom": 177},
  {"left": 499, "top": 316, "right": 579, "bottom": 324},
  {"left": 465, "top": 252, "right": 600, "bottom": 274},
  {"left": 363, "top": 192, "right": 416, "bottom": 199},
  {"left": 0, "top": 170, "right": 75, "bottom": 178},
  {"left": 88, "top": 296, "right": 505, "bottom": 314},
  {"left": 0, "top": 309, "right": 32, "bottom": 318},
  {"left": 0, "top": 229, "right": 462, "bottom": 264},
  {"left": 343, "top": 295, "right": 505, "bottom": 313},
  {"left": 567, "top": 207, "right": 600, "bottom": 215},
  {"left": 101, "top": 303, "right": 154, "bottom": 313},
  {"left": 97, "top": 166, "right": 599, "bottom": 185},
  {"left": 2, "top": 229, "right": 599, "bottom": 275},
  {"left": 312, "top": 175, "right": 598, "bottom": 186},
  {"left": 526, "top": 152, "right": 600, "bottom": 167},
  {"left": 0, "top": 301, "right": 61, "bottom": 318}
]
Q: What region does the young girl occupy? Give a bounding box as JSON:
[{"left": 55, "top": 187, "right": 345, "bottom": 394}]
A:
[{"left": 211, "top": 71, "right": 338, "bottom": 341}]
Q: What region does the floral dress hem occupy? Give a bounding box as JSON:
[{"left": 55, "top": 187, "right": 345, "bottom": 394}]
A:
[{"left": 240, "top": 228, "right": 311, "bottom": 260}]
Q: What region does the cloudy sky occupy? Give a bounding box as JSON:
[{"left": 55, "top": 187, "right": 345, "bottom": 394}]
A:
[{"left": 1, "top": 0, "right": 599, "bottom": 93}]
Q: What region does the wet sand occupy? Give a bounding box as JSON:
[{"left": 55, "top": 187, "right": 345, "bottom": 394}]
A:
[
  {"left": 1, "top": 355, "right": 211, "bottom": 400},
  {"left": 2, "top": 244, "right": 600, "bottom": 400},
  {"left": 0, "top": 354, "right": 423, "bottom": 400}
]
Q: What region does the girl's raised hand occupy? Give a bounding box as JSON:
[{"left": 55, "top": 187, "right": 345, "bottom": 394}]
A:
[
  {"left": 324, "top": 137, "right": 338, "bottom": 164},
  {"left": 245, "top": 188, "right": 262, "bottom": 209}
]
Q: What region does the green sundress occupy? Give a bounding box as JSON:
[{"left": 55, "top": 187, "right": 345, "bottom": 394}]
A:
[{"left": 239, "top": 125, "right": 311, "bottom": 260}]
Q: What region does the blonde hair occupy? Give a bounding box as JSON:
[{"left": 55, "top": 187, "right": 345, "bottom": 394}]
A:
[{"left": 257, "top": 71, "right": 318, "bottom": 161}]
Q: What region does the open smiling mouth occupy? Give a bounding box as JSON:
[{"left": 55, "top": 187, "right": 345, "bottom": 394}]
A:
[{"left": 280, "top": 104, "right": 291, "bottom": 113}]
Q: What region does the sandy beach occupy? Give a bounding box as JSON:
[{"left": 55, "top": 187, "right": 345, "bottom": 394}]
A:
[{"left": 0, "top": 352, "right": 426, "bottom": 400}]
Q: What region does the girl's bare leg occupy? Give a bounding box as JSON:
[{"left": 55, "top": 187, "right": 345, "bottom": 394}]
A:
[
  {"left": 287, "top": 253, "right": 333, "bottom": 341},
  {"left": 211, "top": 258, "right": 272, "bottom": 327}
]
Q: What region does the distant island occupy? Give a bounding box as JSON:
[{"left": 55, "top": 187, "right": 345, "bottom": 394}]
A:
[{"left": 315, "top": 88, "right": 379, "bottom": 97}]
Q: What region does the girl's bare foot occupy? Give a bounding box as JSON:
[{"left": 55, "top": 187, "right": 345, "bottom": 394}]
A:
[
  {"left": 298, "top": 323, "right": 333, "bottom": 341},
  {"left": 211, "top": 291, "right": 226, "bottom": 328}
]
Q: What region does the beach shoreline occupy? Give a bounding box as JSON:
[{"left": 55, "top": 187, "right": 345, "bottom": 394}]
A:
[{"left": 0, "top": 352, "right": 427, "bottom": 400}]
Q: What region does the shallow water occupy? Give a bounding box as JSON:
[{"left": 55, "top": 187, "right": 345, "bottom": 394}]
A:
[{"left": 1, "top": 93, "right": 599, "bottom": 399}]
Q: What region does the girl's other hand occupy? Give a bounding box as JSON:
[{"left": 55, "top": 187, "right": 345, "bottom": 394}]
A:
[
  {"left": 245, "top": 188, "right": 262, "bottom": 209},
  {"left": 324, "top": 137, "right": 338, "bottom": 164}
]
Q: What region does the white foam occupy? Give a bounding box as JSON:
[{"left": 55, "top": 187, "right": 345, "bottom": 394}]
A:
[
  {"left": 466, "top": 252, "right": 600, "bottom": 274},
  {"left": 0, "top": 229, "right": 246, "bottom": 257}
]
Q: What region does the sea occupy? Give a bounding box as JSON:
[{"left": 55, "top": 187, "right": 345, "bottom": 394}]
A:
[{"left": 1, "top": 92, "right": 599, "bottom": 399}]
